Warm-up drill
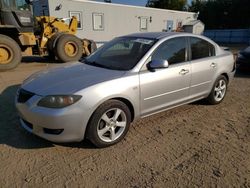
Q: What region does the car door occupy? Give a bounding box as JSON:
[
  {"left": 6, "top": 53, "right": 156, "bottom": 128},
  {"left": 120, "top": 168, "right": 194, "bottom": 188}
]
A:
[
  {"left": 189, "top": 37, "right": 217, "bottom": 99},
  {"left": 139, "top": 37, "right": 191, "bottom": 116}
]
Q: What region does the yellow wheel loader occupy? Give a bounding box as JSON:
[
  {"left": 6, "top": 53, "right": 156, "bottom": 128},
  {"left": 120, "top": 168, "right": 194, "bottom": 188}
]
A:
[{"left": 0, "top": 0, "right": 96, "bottom": 71}]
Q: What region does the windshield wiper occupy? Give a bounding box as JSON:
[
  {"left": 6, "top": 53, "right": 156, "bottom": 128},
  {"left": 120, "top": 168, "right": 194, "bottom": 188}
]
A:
[{"left": 84, "top": 60, "right": 111, "bottom": 69}]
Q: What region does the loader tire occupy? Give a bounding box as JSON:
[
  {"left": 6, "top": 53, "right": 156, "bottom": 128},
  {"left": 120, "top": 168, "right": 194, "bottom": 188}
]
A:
[
  {"left": 55, "top": 34, "right": 83, "bottom": 62},
  {"left": 0, "top": 34, "right": 21, "bottom": 71},
  {"left": 47, "top": 33, "right": 64, "bottom": 60},
  {"left": 89, "top": 40, "right": 97, "bottom": 54}
]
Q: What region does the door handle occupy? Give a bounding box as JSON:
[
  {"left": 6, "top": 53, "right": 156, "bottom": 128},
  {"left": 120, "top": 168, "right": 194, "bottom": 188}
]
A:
[
  {"left": 179, "top": 69, "right": 189, "bottom": 75},
  {"left": 210, "top": 63, "right": 216, "bottom": 68}
]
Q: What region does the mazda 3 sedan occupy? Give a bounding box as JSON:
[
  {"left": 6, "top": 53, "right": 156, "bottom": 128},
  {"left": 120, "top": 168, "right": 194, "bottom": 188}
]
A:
[{"left": 16, "top": 32, "right": 235, "bottom": 147}]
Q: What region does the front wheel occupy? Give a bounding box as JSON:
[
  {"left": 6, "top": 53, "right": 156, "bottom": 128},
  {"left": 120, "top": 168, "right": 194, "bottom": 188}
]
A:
[
  {"left": 86, "top": 100, "right": 131, "bottom": 148},
  {"left": 207, "top": 75, "right": 228, "bottom": 105},
  {"left": 0, "top": 34, "right": 21, "bottom": 71}
]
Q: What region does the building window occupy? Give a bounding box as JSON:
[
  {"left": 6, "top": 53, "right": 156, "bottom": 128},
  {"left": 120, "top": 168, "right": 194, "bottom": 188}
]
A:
[
  {"left": 69, "top": 11, "right": 83, "bottom": 30},
  {"left": 166, "top": 20, "right": 174, "bottom": 31},
  {"left": 93, "top": 13, "right": 104, "bottom": 31},
  {"left": 140, "top": 17, "right": 148, "bottom": 31}
]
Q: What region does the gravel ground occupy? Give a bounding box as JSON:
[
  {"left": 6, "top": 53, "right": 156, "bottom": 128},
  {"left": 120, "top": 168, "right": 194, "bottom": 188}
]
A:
[{"left": 0, "top": 57, "right": 249, "bottom": 187}]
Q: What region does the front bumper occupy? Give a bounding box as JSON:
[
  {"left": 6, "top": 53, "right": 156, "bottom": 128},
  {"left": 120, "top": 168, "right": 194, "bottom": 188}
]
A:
[{"left": 16, "top": 94, "right": 90, "bottom": 143}]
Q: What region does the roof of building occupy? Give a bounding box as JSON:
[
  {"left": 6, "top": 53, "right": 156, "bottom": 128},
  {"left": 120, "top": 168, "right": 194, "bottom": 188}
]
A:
[
  {"left": 183, "top": 20, "right": 204, "bottom": 26},
  {"left": 72, "top": 0, "right": 196, "bottom": 15}
]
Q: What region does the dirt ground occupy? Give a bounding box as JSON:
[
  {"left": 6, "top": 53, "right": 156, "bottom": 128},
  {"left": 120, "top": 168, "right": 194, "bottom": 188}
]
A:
[{"left": 0, "top": 56, "right": 250, "bottom": 187}]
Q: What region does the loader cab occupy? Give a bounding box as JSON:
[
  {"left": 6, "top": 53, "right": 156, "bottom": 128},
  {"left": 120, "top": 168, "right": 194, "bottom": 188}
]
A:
[{"left": 0, "top": 0, "right": 34, "bottom": 32}]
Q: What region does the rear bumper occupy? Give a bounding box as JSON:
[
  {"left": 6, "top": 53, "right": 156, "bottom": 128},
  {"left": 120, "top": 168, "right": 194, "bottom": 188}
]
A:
[{"left": 227, "top": 71, "right": 235, "bottom": 87}]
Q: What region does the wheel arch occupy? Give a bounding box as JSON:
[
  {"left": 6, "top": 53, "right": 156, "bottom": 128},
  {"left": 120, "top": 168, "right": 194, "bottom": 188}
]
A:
[
  {"left": 0, "top": 29, "right": 22, "bottom": 48},
  {"left": 221, "top": 73, "right": 229, "bottom": 82},
  {"left": 89, "top": 96, "right": 135, "bottom": 123},
  {"left": 0, "top": 27, "right": 20, "bottom": 38},
  {"left": 84, "top": 96, "right": 136, "bottom": 141},
  {"left": 110, "top": 97, "right": 135, "bottom": 122}
]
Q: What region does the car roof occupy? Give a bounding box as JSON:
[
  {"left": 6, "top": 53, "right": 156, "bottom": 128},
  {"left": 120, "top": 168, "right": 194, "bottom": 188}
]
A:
[
  {"left": 123, "top": 32, "right": 185, "bottom": 40},
  {"left": 122, "top": 32, "right": 218, "bottom": 47}
]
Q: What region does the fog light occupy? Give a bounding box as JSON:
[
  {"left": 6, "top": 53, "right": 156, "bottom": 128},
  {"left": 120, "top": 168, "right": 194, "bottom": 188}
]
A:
[{"left": 43, "top": 128, "right": 64, "bottom": 135}]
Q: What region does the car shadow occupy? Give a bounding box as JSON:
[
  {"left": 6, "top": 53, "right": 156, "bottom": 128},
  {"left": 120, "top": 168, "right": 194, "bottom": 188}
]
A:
[
  {"left": 21, "top": 56, "right": 85, "bottom": 64},
  {"left": 235, "top": 68, "right": 250, "bottom": 78},
  {"left": 0, "top": 84, "right": 95, "bottom": 149},
  {"left": 190, "top": 100, "right": 208, "bottom": 106},
  {"left": 21, "top": 56, "right": 61, "bottom": 64}
]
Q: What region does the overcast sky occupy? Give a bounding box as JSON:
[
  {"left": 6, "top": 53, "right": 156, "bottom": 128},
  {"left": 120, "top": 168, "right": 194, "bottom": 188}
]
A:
[{"left": 94, "top": 0, "right": 192, "bottom": 6}]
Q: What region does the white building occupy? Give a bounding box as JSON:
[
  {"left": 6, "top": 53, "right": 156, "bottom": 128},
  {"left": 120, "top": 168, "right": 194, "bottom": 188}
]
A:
[
  {"left": 182, "top": 20, "right": 205, "bottom": 35},
  {"left": 33, "top": 0, "right": 199, "bottom": 46}
]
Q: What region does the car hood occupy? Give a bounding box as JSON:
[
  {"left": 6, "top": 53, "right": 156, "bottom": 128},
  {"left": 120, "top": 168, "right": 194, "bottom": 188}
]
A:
[{"left": 21, "top": 62, "right": 126, "bottom": 96}]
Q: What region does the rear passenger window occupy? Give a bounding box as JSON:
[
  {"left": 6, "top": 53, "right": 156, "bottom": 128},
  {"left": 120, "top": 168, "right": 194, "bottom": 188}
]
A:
[
  {"left": 152, "top": 37, "right": 187, "bottom": 65},
  {"left": 190, "top": 37, "right": 215, "bottom": 60}
]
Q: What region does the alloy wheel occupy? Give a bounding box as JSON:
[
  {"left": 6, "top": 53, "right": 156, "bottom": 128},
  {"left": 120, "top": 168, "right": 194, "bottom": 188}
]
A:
[
  {"left": 97, "top": 108, "right": 127, "bottom": 143},
  {"left": 214, "top": 79, "right": 227, "bottom": 102}
]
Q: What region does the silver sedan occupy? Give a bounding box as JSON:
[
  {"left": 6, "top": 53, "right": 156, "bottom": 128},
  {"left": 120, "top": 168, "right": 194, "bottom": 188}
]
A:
[{"left": 16, "top": 32, "right": 235, "bottom": 147}]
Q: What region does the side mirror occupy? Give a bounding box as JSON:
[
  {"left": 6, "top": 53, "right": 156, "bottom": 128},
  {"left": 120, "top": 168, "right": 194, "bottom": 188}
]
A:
[{"left": 147, "top": 59, "right": 169, "bottom": 71}]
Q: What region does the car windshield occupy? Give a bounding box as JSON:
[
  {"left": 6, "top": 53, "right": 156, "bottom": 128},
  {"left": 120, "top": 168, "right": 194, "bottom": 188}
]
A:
[{"left": 84, "top": 37, "right": 157, "bottom": 71}]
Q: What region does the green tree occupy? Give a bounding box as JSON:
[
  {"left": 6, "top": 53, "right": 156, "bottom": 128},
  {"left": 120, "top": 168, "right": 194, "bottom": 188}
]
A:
[
  {"left": 188, "top": 0, "right": 204, "bottom": 12},
  {"left": 189, "top": 0, "right": 250, "bottom": 29},
  {"left": 146, "top": 0, "right": 187, "bottom": 11}
]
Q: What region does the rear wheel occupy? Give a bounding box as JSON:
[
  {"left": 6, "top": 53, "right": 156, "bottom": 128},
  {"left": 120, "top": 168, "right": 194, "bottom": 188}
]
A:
[
  {"left": 88, "top": 40, "right": 97, "bottom": 54},
  {"left": 54, "top": 34, "right": 83, "bottom": 62},
  {"left": 82, "top": 39, "right": 97, "bottom": 57},
  {"left": 0, "top": 34, "right": 21, "bottom": 71},
  {"left": 86, "top": 100, "right": 131, "bottom": 148},
  {"left": 207, "top": 75, "right": 228, "bottom": 105}
]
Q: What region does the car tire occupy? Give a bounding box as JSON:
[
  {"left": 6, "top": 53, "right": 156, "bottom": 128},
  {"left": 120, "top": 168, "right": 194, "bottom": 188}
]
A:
[
  {"left": 86, "top": 100, "right": 131, "bottom": 148},
  {"left": 54, "top": 34, "right": 83, "bottom": 62},
  {"left": 0, "top": 34, "right": 22, "bottom": 71},
  {"left": 207, "top": 75, "right": 228, "bottom": 105}
]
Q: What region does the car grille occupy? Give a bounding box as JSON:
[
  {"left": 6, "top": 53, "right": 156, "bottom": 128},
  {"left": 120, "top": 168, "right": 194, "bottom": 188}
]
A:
[{"left": 17, "top": 89, "right": 35, "bottom": 103}]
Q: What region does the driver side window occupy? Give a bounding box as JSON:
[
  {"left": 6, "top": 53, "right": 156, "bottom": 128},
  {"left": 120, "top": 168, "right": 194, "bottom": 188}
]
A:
[{"left": 151, "top": 37, "right": 187, "bottom": 65}]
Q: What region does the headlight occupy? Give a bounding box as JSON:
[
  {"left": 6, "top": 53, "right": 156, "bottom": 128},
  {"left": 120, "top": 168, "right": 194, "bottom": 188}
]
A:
[{"left": 37, "top": 95, "right": 82, "bottom": 108}]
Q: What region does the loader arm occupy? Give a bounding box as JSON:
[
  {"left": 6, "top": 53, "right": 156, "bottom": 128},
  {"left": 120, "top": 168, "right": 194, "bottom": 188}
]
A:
[{"left": 36, "top": 16, "right": 78, "bottom": 50}]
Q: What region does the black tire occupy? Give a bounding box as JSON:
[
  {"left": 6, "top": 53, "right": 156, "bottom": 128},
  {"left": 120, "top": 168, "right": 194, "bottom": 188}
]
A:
[
  {"left": 207, "top": 75, "right": 228, "bottom": 105},
  {"left": 47, "top": 33, "right": 64, "bottom": 60},
  {"left": 88, "top": 40, "right": 97, "bottom": 54},
  {"left": 0, "top": 34, "right": 21, "bottom": 71},
  {"left": 54, "top": 34, "right": 83, "bottom": 62},
  {"left": 86, "top": 100, "right": 131, "bottom": 148}
]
